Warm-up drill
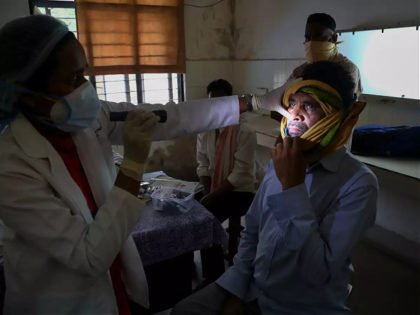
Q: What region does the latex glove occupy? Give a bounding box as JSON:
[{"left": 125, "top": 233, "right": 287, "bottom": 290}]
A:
[
  {"left": 120, "top": 110, "right": 158, "bottom": 180},
  {"left": 252, "top": 77, "right": 302, "bottom": 112}
]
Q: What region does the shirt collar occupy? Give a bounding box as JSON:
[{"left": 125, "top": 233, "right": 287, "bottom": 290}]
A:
[{"left": 308, "top": 147, "right": 347, "bottom": 173}]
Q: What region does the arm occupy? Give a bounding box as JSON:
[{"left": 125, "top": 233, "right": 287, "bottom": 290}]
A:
[
  {"left": 251, "top": 63, "right": 306, "bottom": 112},
  {"left": 99, "top": 96, "right": 247, "bottom": 144},
  {"left": 196, "top": 133, "right": 211, "bottom": 195},
  {"left": 225, "top": 125, "right": 256, "bottom": 190},
  {"left": 199, "top": 176, "right": 211, "bottom": 196},
  {"left": 200, "top": 179, "right": 234, "bottom": 208},
  {"left": 252, "top": 76, "right": 298, "bottom": 112}
]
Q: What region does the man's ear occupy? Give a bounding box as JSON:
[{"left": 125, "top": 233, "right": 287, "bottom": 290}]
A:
[{"left": 332, "top": 33, "right": 338, "bottom": 43}]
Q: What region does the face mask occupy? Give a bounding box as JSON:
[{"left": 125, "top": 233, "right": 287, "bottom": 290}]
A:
[
  {"left": 305, "top": 41, "right": 338, "bottom": 63},
  {"left": 48, "top": 81, "right": 101, "bottom": 132}
]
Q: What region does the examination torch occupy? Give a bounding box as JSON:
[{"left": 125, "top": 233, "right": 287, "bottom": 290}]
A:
[{"left": 109, "top": 110, "right": 167, "bottom": 123}]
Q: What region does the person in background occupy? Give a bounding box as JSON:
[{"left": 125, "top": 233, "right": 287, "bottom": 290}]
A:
[
  {"left": 251, "top": 12, "right": 362, "bottom": 114},
  {"left": 172, "top": 61, "right": 378, "bottom": 315},
  {"left": 0, "top": 15, "right": 250, "bottom": 315},
  {"left": 197, "top": 79, "right": 256, "bottom": 285}
]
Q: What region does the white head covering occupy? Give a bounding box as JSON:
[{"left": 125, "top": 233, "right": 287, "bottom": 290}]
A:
[{"left": 0, "top": 15, "right": 69, "bottom": 125}]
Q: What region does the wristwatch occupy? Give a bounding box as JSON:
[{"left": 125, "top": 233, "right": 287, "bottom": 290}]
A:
[{"left": 242, "top": 94, "right": 253, "bottom": 112}]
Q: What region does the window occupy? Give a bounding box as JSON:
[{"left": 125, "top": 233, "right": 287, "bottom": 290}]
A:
[
  {"left": 338, "top": 26, "right": 419, "bottom": 100},
  {"left": 75, "top": 0, "right": 185, "bottom": 75},
  {"left": 143, "top": 73, "right": 180, "bottom": 104},
  {"left": 33, "top": 0, "right": 185, "bottom": 104}
]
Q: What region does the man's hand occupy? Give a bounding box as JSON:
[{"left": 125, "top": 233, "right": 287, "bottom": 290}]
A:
[
  {"left": 199, "top": 176, "right": 211, "bottom": 196},
  {"left": 271, "top": 137, "right": 309, "bottom": 190},
  {"left": 221, "top": 294, "right": 244, "bottom": 315},
  {"left": 200, "top": 179, "right": 234, "bottom": 208},
  {"left": 200, "top": 192, "right": 217, "bottom": 209}
]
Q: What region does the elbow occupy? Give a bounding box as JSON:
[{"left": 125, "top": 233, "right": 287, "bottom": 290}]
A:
[{"left": 66, "top": 248, "right": 113, "bottom": 277}]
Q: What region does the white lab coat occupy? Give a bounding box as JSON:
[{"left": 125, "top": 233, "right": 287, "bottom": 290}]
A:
[{"left": 0, "top": 96, "right": 239, "bottom": 315}]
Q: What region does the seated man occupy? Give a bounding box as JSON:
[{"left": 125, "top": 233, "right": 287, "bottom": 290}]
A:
[
  {"left": 172, "top": 62, "right": 378, "bottom": 315},
  {"left": 197, "top": 79, "right": 257, "bottom": 283}
]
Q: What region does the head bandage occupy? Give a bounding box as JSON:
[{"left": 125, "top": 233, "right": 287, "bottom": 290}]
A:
[
  {"left": 0, "top": 15, "right": 69, "bottom": 125},
  {"left": 280, "top": 80, "right": 365, "bottom": 159}
]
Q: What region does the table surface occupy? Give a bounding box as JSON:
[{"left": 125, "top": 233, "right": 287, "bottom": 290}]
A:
[{"left": 131, "top": 199, "right": 227, "bottom": 266}]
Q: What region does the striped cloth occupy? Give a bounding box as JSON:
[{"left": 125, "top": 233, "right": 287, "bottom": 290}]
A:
[
  {"left": 211, "top": 125, "right": 239, "bottom": 192},
  {"left": 280, "top": 80, "right": 365, "bottom": 160}
]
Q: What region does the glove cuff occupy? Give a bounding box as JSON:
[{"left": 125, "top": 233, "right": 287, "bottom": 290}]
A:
[{"left": 120, "top": 159, "right": 144, "bottom": 181}]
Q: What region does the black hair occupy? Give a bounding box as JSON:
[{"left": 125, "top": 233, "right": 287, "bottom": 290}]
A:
[
  {"left": 307, "top": 13, "right": 336, "bottom": 31},
  {"left": 301, "top": 61, "right": 355, "bottom": 108},
  {"left": 206, "top": 79, "right": 233, "bottom": 96},
  {"left": 23, "top": 32, "right": 76, "bottom": 93}
]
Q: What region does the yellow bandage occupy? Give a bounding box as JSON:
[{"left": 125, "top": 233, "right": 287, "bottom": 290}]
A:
[
  {"left": 280, "top": 79, "right": 365, "bottom": 160},
  {"left": 119, "top": 159, "right": 144, "bottom": 181}
]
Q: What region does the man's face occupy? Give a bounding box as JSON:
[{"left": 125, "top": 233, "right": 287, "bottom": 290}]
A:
[
  {"left": 286, "top": 92, "right": 325, "bottom": 137},
  {"left": 208, "top": 89, "right": 228, "bottom": 98},
  {"left": 304, "top": 22, "right": 337, "bottom": 43}
]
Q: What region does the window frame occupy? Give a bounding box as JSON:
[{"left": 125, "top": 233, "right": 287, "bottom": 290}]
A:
[
  {"left": 32, "top": 0, "right": 186, "bottom": 104},
  {"left": 337, "top": 25, "right": 419, "bottom": 100}
]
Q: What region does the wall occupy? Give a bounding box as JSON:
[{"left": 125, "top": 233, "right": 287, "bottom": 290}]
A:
[
  {"left": 184, "top": 0, "right": 235, "bottom": 99},
  {"left": 233, "top": 0, "right": 419, "bottom": 61},
  {"left": 0, "top": 0, "right": 29, "bottom": 28}
]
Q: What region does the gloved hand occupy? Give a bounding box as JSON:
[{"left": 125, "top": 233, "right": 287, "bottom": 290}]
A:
[
  {"left": 120, "top": 109, "right": 159, "bottom": 181},
  {"left": 252, "top": 78, "right": 302, "bottom": 112}
]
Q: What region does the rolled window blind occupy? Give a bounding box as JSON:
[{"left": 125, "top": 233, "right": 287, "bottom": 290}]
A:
[{"left": 75, "top": 0, "right": 185, "bottom": 75}]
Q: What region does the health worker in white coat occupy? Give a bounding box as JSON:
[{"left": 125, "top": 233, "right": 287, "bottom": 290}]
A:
[{"left": 0, "top": 15, "right": 247, "bottom": 315}]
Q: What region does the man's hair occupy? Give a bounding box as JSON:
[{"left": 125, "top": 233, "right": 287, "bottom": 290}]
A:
[
  {"left": 206, "top": 79, "right": 233, "bottom": 96},
  {"left": 301, "top": 61, "right": 355, "bottom": 108},
  {"left": 307, "top": 13, "right": 336, "bottom": 31}
]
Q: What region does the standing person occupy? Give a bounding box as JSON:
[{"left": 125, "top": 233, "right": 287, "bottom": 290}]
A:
[
  {"left": 197, "top": 79, "right": 256, "bottom": 285},
  {"left": 251, "top": 12, "right": 362, "bottom": 113},
  {"left": 172, "top": 61, "right": 378, "bottom": 315},
  {"left": 0, "top": 15, "right": 250, "bottom": 315}
]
